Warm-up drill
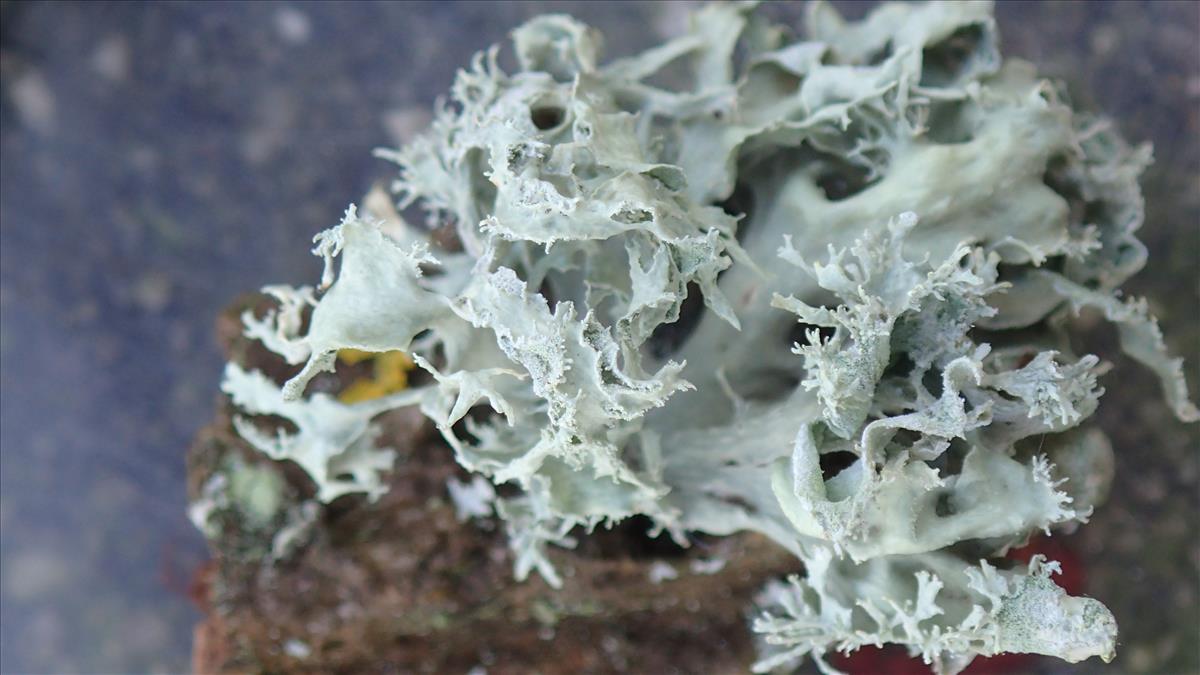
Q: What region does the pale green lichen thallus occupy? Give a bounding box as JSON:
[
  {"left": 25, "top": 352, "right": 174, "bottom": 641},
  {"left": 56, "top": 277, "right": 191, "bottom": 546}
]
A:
[{"left": 210, "top": 2, "right": 1196, "bottom": 672}]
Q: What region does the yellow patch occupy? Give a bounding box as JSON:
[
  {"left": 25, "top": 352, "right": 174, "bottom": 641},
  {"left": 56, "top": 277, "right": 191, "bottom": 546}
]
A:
[{"left": 336, "top": 349, "right": 414, "bottom": 403}]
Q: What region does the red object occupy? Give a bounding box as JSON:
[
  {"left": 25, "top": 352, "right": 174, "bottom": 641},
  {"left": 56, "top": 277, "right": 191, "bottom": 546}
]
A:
[
  {"left": 835, "top": 535, "right": 1086, "bottom": 674},
  {"left": 834, "top": 646, "right": 935, "bottom": 674}
]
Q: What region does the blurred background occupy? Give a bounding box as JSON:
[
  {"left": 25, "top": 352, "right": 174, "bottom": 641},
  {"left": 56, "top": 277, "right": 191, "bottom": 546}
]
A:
[{"left": 1, "top": 2, "right": 1196, "bottom": 673}]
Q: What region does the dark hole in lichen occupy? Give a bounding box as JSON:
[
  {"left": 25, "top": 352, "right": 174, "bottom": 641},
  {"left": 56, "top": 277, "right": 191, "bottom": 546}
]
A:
[
  {"left": 649, "top": 282, "right": 704, "bottom": 358},
  {"left": 924, "top": 99, "right": 976, "bottom": 144},
  {"left": 530, "top": 105, "right": 565, "bottom": 130},
  {"left": 885, "top": 352, "right": 917, "bottom": 379},
  {"left": 1082, "top": 200, "right": 1113, "bottom": 233},
  {"left": 465, "top": 148, "right": 497, "bottom": 212},
  {"left": 242, "top": 413, "right": 300, "bottom": 437},
  {"left": 922, "top": 368, "right": 944, "bottom": 399},
  {"left": 984, "top": 555, "right": 1019, "bottom": 571},
  {"left": 934, "top": 490, "right": 955, "bottom": 517},
  {"left": 928, "top": 438, "right": 970, "bottom": 478},
  {"left": 740, "top": 368, "right": 802, "bottom": 402},
  {"left": 716, "top": 493, "right": 757, "bottom": 513},
  {"left": 493, "top": 480, "right": 523, "bottom": 500},
  {"left": 718, "top": 181, "right": 756, "bottom": 243},
  {"left": 994, "top": 385, "right": 1024, "bottom": 406},
  {"left": 867, "top": 39, "right": 893, "bottom": 66},
  {"left": 787, "top": 321, "right": 835, "bottom": 348},
  {"left": 815, "top": 159, "right": 876, "bottom": 201},
  {"left": 1042, "top": 154, "right": 1087, "bottom": 225},
  {"left": 537, "top": 279, "right": 557, "bottom": 307},
  {"left": 948, "top": 537, "right": 1011, "bottom": 561},
  {"left": 448, "top": 405, "right": 494, "bottom": 448},
  {"left": 429, "top": 214, "right": 464, "bottom": 253},
  {"left": 574, "top": 515, "right": 695, "bottom": 559},
  {"left": 819, "top": 450, "right": 859, "bottom": 482},
  {"left": 920, "top": 23, "right": 984, "bottom": 88},
  {"left": 324, "top": 494, "right": 368, "bottom": 531}
]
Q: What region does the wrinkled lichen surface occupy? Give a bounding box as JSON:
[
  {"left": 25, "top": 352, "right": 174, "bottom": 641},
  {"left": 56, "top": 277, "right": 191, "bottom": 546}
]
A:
[{"left": 199, "top": 2, "right": 1196, "bottom": 672}]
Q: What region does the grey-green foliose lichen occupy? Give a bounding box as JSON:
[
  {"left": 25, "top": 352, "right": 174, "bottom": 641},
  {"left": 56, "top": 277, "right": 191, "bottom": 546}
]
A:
[{"left": 211, "top": 1, "right": 1197, "bottom": 672}]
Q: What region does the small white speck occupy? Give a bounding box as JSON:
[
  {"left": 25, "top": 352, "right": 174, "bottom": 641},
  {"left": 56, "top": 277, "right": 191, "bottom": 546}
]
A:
[
  {"left": 275, "top": 7, "right": 312, "bottom": 45},
  {"left": 92, "top": 35, "right": 131, "bottom": 82},
  {"left": 132, "top": 272, "right": 172, "bottom": 313},
  {"left": 283, "top": 638, "right": 311, "bottom": 658},
  {"left": 1186, "top": 76, "right": 1200, "bottom": 99},
  {"left": 1089, "top": 25, "right": 1120, "bottom": 56},
  {"left": 648, "top": 560, "right": 679, "bottom": 583},
  {"left": 11, "top": 71, "right": 56, "bottom": 135},
  {"left": 689, "top": 557, "right": 727, "bottom": 575}
]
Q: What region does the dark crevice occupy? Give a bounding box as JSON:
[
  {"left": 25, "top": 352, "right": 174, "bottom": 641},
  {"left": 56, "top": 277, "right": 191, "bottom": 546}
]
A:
[
  {"left": 920, "top": 24, "right": 985, "bottom": 88},
  {"left": 718, "top": 181, "right": 756, "bottom": 242},
  {"left": 924, "top": 100, "right": 976, "bottom": 144},
  {"left": 814, "top": 157, "right": 876, "bottom": 201},
  {"left": 946, "top": 537, "right": 1011, "bottom": 562},
  {"left": 934, "top": 490, "right": 955, "bottom": 517},
  {"left": 648, "top": 282, "right": 704, "bottom": 358},
  {"left": 573, "top": 515, "right": 694, "bottom": 560},
  {"left": 447, "top": 405, "right": 495, "bottom": 448},
  {"left": 429, "top": 214, "right": 464, "bottom": 252},
  {"left": 740, "top": 369, "right": 801, "bottom": 402},
  {"left": 819, "top": 450, "right": 859, "bottom": 482},
  {"left": 493, "top": 481, "right": 523, "bottom": 500},
  {"left": 866, "top": 39, "right": 893, "bottom": 66},
  {"left": 240, "top": 413, "right": 300, "bottom": 437},
  {"left": 530, "top": 105, "right": 565, "bottom": 130},
  {"left": 324, "top": 494, "right": 368, "bottom": 530},
  {"left": 715, "top": 493, "right": 757, "bottom": 513},
  {"left": 1042, "top": 154, "right": 1087, "bottom": 226},
  {"left": 465, "top": 148, "right": 498, "bottom": 212},
  {"left": 935, "top": 438, "right": 970, "bottom": 478},
  {"left": 537, "top": 279, "right": 557, "bottom": 307},
  {"left": 404, "top": 361, "right": 434, "bottom": 390},
  {"left": 890, "top": 429, "right": 922, "bottom": 453},
  {"left": 922, "top": 369, "right": 944, "bottom": 399},
  {"left": 885, "top": 352, "right": 917, "bottom": 379},
  {"left": 787, "top": 321, "right": 835, "bottom": 348}
]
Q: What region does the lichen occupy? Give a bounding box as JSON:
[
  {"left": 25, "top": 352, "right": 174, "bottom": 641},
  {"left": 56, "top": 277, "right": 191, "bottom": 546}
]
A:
[{"left": 215, "top": 1, "right": 1195, "bottom": 671}]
